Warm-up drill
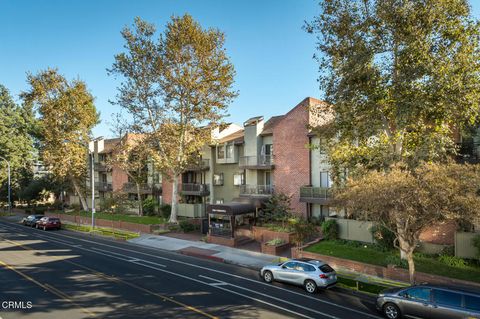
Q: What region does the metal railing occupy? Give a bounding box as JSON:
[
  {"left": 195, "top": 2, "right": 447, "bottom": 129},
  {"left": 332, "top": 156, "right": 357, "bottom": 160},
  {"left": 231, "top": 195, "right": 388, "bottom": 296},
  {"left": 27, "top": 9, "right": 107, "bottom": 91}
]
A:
[
  {"left": 181, "top": 183, "right": 210, "bottom": 196},
  {"left": 239, "top": 155, "right": 274, "bottom": 168},
  {"left": 299, "top": 186, "right": 331, "bottom": 200},
  {"left": 95, "top": 182, "right": 113, "bottom": 192},
  {"left": 122, "top": 182, "right": 160, "bottom": 193},
  {"left": 94, "top": 162, "right": 109, "bottom": 171},
  {"left": 239, "top": 184, "right": 274, "bottom": 195},
  {"left": 185, "top": 158, "right": 210, "bottom": 171}
]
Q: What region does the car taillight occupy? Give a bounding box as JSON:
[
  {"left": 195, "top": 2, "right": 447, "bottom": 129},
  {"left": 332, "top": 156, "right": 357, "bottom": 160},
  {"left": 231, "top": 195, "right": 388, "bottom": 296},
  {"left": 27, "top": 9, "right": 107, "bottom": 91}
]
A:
[{"left": 319, "top": 274, "right": 328, "bottom": 279}]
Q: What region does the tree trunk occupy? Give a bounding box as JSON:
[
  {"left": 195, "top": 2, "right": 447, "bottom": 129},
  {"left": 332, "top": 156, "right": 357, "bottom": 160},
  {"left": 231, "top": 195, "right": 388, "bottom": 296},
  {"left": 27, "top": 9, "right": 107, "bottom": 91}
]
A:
[
  {"left": 169, "top": 174, "right": 179, "bottom": 224},
  {"left": 397, "top": 226, "right": 416, "bottom": 284},
  {"left": 72, "top": 179, "right": 88, "bottom": 211},
  {"left": 135, "top": 182, "right": 143, "bottom": 216}
]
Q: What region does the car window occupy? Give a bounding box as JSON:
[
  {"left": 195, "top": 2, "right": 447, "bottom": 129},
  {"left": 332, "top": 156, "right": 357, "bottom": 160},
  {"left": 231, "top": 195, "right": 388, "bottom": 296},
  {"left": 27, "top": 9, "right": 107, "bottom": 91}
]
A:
[
  {"left": 282, "top": 262, "right": 297, "bottom": 270},
  {"left": 465, "top": 295, "right": 480, "bottom": 311},
  {"left": 433, "top": 289, "right": 462, "bottom": 308},
  {"left": 400, "top": 287, "right": 431, "bottom": 302},
  {"left": 303, "top": 264, "right": 316, "bottom": 272},
  {"left": 319, "top": 264, "right": 334, "bottom": 273}
]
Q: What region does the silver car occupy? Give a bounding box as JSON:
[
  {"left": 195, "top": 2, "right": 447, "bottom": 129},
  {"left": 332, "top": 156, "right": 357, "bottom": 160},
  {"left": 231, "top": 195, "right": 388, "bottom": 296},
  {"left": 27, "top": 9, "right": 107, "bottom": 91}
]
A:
[
  {"left": 377, "top": 284, "right": 480, "bottom": 319},
  {"left": 260, "top": 258, "right": 337, "bottom": 293}
]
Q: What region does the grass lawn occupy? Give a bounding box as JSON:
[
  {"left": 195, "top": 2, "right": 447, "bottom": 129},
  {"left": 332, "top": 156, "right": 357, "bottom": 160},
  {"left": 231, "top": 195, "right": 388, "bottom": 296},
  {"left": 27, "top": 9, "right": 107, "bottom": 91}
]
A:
[
  {"left": 55, "top": 210, "right": 166, "bottom": 225},
  {"left": 305, "top": 240, "right": 480, "bottom": 284},
  {"left": 63, "top": 223, "right": 140, "bottom": 240}
]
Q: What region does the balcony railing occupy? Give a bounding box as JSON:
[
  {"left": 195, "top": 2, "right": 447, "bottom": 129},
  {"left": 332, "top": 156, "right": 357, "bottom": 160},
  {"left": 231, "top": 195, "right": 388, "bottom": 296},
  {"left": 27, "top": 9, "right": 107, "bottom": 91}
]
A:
[
  {"left": 299, "top": 186, "right": 331, "bottom": 203},
  {"left": 240, "top": 184, "right": 274, "bottom": 196},
  {"left": 95, "top": 182, "right": 113, "bottom": 192},
  {"left": 122, "top": 182, "right": 161, "bottom": 194},
  {"left": 239, "top": 155, "right": 274, "bottom": 169},
  {"left": 94, "top": 162, "right": 109, "bottom": 172},
  {"left": 185, "top": 158, "right": 210, "bottom": 171},
  {"left": 180, "top": 183, "right": 210, "bottom": 196}
]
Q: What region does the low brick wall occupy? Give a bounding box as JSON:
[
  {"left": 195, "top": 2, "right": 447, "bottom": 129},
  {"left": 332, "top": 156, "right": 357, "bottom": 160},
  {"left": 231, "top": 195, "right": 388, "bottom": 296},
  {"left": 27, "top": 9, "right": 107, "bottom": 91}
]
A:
[
  {"left": 46, "top": 213, "right": 156, "bottom": 234},
  {"left": 293, "top": 248, "right": 480, "bottom": 289},
  {"left": 252, "top": 226, "right": 295, "bottom": 243},
  {"left": 261, "top": 242, "right": 290, "bottom": 255},
  {"left": 207, "top": 235, "right": 237, "bottom": 247}
]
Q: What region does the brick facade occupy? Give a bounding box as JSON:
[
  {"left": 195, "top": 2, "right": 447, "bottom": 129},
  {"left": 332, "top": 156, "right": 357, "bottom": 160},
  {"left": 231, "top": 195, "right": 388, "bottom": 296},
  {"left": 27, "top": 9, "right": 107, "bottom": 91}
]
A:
[{"left": 273, "top": 98, "right": 318, "bottom": 216}]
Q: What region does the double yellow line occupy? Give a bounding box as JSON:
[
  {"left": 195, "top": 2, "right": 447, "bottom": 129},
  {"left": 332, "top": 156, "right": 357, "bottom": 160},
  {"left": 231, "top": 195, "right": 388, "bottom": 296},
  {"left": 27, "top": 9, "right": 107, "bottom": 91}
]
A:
[{"left": 0, "top": 236, "right": 218, "bottom": 319}]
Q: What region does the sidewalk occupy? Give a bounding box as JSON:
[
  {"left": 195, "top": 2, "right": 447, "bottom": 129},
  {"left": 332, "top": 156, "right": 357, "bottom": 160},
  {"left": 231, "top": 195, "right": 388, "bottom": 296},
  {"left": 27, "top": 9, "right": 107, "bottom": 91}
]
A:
[{"left": 129, "top": 234, "right": 288, "bottom": 269}]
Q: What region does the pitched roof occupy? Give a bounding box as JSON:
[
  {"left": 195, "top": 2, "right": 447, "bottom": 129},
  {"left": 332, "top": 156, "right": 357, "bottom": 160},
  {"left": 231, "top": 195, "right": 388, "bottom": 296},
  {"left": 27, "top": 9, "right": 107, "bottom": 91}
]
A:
[
  {"left": 260, "top": 115, "right": 285, "bottom": 136},
  {"left": 216, "top": 129, "right": 244, "bottom": 144}
]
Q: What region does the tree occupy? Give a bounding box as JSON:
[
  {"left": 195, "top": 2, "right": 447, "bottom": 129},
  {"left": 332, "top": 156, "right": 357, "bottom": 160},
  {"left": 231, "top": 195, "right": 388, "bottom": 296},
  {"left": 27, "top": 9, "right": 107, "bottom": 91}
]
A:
[
  {"left": 332, "top": 162, "right": 480, "bottom": 283},
  {"left": 108, "top": 133, "right": 151, "bottom": 216},
  {"left": 261, "top": 193, "right": 293, "bottom": 228},
  {"left": 109, "top": 15, "right": 237, "bottom": 223},
  {"left": 306, "top": 0, "right": 480, "bottom": 178},
  {"left": 21, "top": 69, "right": 99, "bottom": 211},
  {"left": 0, "top": 84, "right": 35, "bottom": 202}
]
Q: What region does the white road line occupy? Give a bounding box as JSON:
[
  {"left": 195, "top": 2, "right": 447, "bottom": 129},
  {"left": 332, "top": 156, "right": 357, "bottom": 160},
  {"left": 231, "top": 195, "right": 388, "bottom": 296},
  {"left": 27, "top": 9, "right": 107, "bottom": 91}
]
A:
[
  {"left": 2, "top": 222, "right": 383, "bottom": 319},
  {"left": 198, "top": 275, "right": 341, "bottom": 319}
]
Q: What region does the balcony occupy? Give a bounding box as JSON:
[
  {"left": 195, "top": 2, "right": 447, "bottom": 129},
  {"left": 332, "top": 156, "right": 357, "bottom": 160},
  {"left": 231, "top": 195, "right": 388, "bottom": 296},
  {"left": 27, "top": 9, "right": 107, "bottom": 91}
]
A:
[
  {"left": 94, "top": 162, "right": 110, "bottom": 172},
  {"left": 185, "top": 158, "right": 210, "bottom": 171},
  {"left": 180, "top": 183, "right": 210, "bottom": 196},
  {"left": 239, "top": 155, "right": 274, "bottom": 169},
  {"left": 95, "top": 182, "right": 113, "bottom": 192},
  {"left": 240, "top": 184, "right": 274, "bottom": 196},
  {"left": 122, "top": 183, "right": 161, "bottom": 194},
  {"left": 299, "top": 186, "right": 331, "bottom": 204}
]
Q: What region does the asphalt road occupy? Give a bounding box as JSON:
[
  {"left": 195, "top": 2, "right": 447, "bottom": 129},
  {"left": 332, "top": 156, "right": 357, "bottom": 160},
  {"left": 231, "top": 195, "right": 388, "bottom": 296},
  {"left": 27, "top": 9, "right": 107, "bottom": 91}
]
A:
[{"left": 0, "top": 219, "right": 383, "bottom": 319}]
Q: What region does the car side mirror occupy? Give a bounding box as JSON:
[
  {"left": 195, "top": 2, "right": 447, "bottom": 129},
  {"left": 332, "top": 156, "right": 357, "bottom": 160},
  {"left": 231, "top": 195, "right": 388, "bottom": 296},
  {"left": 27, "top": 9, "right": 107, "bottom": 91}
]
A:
[{"left": 281, "top": 265, "right": 287, "bottom": 269}]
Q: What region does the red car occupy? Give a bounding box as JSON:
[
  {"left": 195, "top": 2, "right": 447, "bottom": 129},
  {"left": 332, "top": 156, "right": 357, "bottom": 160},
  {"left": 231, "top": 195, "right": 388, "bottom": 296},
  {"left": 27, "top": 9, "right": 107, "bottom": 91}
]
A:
[{"left": 36, "top": 217, "right": 61, "bottom": 230}]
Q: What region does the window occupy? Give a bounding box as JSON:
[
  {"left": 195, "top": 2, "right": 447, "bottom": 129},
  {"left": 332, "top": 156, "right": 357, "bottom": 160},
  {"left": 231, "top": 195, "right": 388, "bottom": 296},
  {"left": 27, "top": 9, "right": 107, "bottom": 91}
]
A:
[
  {"left": 433, "top": 290, "right": 462, "bottom": 308},
  {"left": 265, "top": 171, "right": 271, "bottom": 186},
  {"left": 98, "top": 154, "right": 106, "bottom": 162},
  {"left": 297, "top": 263, "right": 316, "bottom": 272},
  {"left": 320, "top": 171, "right": 331, "bottom": 188},
  {"left": 217, "top": 146, "right": 225, "bottom": 159},
  {"left": 264, "top": 144, "right": 273, "bottom": 155},
  {"left": 320, "top": 205, "right": 330, "bottom": 217},
  {"left": 282, "top": 262, "right": 297, "bottom": 270},
  {"left": 465, "top": 295, "right": 480, "bottom": 311},
  {"left": 400, "top": 288, "right": 431, "bottom": 302},
  {"left": 213, "top": 173, "right": 224, "bottom": 186},
  {"left": 226, "top": 143, "right": 234, "bottom": 159},
  {"left": 319, "top": 264, "right": 334, "bottom": 273},
  {"left": 233, "top": 173, "right": 244, "bottom": 186}
]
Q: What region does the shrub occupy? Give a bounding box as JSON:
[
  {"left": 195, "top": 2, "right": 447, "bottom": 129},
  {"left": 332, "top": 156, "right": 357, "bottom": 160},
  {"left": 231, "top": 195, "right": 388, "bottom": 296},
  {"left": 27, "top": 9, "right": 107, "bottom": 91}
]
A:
[
  {"left": 142, "top": 198, "right": 157, "bottom": 216},
  {"left": 440, "top": 245, "right": 455, "bottom": 257},
  {"left": 370, "top": 224, "right": 395, "bottom": 251},
  {"left": 473, "top": 235, "right": 480, "bottom": 259},
  {"left": 160, "top": 204, "right": 171, "bottom": 219},
  {"left": 179, "top": 220, "right": 195, "bottom": 233},
  {"left": 321, "top": 219, "right": 338, "bottom": 240},
  {"left": 438, "top": 254, "right": 468, "bottom": 268},
  {"left": 265, "top": 238, "right": 285, "bottom": 246},
  {"left": 385, "top": 255, "right": 408, "bottom": 269},
  {"left": 292, "top": 218, "right": 318, "bottom": 247}
]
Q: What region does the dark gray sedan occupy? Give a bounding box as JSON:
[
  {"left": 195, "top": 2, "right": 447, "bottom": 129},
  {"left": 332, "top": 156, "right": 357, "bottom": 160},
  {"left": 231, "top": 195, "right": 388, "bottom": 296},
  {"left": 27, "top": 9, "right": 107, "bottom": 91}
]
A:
[
  {"left": 377, "top": 284, "right": 480, "bottom": 319},
  {"left": 21, "top": 214, "right": 45, "bottom": 227}
]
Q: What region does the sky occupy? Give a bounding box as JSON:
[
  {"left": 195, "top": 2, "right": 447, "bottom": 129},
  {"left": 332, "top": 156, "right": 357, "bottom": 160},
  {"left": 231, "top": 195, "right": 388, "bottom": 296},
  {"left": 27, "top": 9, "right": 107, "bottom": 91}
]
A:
[{"left": 1, "top": 0, "right": 479, "bottom": 138}]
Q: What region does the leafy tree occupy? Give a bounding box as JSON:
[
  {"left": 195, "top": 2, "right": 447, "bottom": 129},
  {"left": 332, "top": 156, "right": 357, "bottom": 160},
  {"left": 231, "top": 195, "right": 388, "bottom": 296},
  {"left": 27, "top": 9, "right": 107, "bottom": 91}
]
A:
[
  {"left": 21, "top": 69, "right": 99, "bottom": 211},
  {"left": 109, "top": 15, "right": 237, "bottom": 223},
  {"left": 332, "top": 162, "right": 480, "bottom": 283},
  {"left": 306, "top": 0, "right": 480, "bottom": 179},
  {"left": 0, "top": 84, "right": 35, "bottom": 202},
  {"left": 261, "top": 193, "right": 293, "bottom": 227}
]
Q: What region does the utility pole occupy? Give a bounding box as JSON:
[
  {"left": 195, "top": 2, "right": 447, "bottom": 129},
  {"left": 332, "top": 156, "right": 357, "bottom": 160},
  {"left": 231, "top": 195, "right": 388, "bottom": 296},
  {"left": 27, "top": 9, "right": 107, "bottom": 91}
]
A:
[
  {"left": 0, "top": 155, "right": 11, "bottom": 214},
  {"left": 90, "top": 151, "right": 95, "bottom": 229}
]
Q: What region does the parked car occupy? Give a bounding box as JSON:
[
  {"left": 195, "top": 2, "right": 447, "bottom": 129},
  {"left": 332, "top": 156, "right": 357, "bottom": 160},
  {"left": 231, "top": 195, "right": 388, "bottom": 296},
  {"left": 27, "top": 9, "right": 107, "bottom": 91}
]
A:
[
  {"left": 35, "top": 217, "right": 61, "bottom": 230},
  {"left": 21, "top": 214, "right": 44, "bottom": 227},
  {"left": 260, "top": 258, "right": 337, "bottom": 293},
  {"left": 377, "top": 284, "right": 480, "bottom": 319}
]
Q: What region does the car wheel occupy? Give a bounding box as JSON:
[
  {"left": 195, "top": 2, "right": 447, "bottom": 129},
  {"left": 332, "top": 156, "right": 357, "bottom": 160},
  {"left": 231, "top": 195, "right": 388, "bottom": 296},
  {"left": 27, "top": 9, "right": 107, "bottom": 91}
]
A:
[
  {"left": 304, "top": 279, "right": 317, "bottom": 294},
  {"left": 263, "top": 270, "right": 273, "bottom": 283},
  {"left": 383, "top": 303, "right": 401, "bottom": 319},
  {"left": 43, "top": 226, "right": 47, "bottom": 231}
]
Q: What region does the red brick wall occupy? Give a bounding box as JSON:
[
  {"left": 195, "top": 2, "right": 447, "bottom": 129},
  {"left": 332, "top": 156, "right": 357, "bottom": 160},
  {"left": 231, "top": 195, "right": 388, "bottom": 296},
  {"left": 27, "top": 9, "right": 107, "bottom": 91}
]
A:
[
  {"left": 111, "top": 166, "right": 128, "bottom": 192},
  {"left": 161, "top": 174, "right": 182, "bottom": 206},
  {"left": 272, "top": 98, "right": 312, "bottom": 217},
  {"left": 419, "top": 221, "right": 457, "bottom": 245}
]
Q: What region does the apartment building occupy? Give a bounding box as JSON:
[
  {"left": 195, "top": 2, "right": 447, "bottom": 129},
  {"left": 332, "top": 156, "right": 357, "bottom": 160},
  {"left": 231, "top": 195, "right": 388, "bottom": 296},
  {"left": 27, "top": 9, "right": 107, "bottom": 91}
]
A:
[
  {"left": 71, "top": 135, "right": 162, "bottom": 211},
  {"left": 161, "top": 97, "right": 330, "bottom": 218}
]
